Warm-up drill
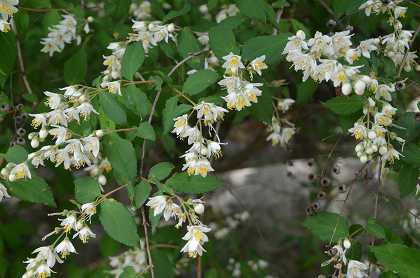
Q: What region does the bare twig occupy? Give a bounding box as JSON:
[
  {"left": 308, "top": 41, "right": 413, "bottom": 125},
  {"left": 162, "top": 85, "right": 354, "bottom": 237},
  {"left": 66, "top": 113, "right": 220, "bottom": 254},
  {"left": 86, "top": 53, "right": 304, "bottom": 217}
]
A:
[
  {"left": 167, "top": 48, "right": 209, "bottom": 77},
  {"left": 11, "top": 20, "right": 33, "bottom": 95},
  {"left": 196, "top": 257, "right": 202, "bottom": 278}
]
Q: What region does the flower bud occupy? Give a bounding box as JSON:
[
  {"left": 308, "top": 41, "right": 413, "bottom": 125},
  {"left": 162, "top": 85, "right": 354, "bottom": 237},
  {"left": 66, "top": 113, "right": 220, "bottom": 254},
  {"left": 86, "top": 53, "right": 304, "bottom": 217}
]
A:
[
  {"left": 368, "top": 131, "right": 376, "bottom": 139},
  {"left": 95, "top": 130, "right": 104, "bottom": 137},
  {"left": 98, "top": 175, "right": 107, "bottom": 185},
  {"left": 199, "top": 4, "right": 208, "bottom": 14},
  {"left": 167, "top": 23, "right": 175, "bottom": 32},
  {"left": 360, "top": 155, "right": 368, "bottom": 163},
  {"left": 194, "top": 203, "right": 205, "bottom": 215},
  {"left": 341, "top": 83, "right": 352, "bottom": 95},
  {"left": 39, "top": 128, "right": 48, "bottom": 139},
  {"left": 354, "top": 80, "right": 366, "bottom": 95},
  {"left": 296, "top": 30, "right": 305, "bottom": 40},
  {"left": 343, "top": 238, "right": 351, "bottom": 249},
  {"left": 31, "top": 138, "right": 39, "bottom": 148}
]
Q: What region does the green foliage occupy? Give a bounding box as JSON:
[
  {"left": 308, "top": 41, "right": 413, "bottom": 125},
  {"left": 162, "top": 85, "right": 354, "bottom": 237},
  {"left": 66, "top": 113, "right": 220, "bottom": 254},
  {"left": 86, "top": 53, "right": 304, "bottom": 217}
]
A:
[
  {"left": 303, "top": 212, "right": 349, "bottom": 242},
  {"left": 366, "top": 219, "right": 386, "bottom": 239},
  {"left": 133, "top": 181, "right": 151, "bottom": 208},
  {"left": 182, "top": 69, "right": 219, "bottom": 95},
  {"left": 74, "top": 176, "right": 101, "bottom": 203},
  {"left": 241, "top": 34, "right": 290, "bottom": 65},
  {"left": 64, "top": 47, "right": 87, "bottom": 85},
  {"left": 99, "top": 199, "right": 140, "bottom": 247},
  {"left": 371, "top": 244, "right": 420, "bottom": 278},
  {"left": 148, "top": 162, "right": 175, "bottom": 181},
  {"left": 323, "top": 96, "right": 364, "bottom": 115},
  {"left": 5, "top": 176, "right": 55, "bottom": 207},
  {"left": 162, "top": 96, "right": 192, "bottom": 133},
  {"left": 99, "top": 94, "right": 127, "bottom": 125},
  {"left": 122, "top": 42, "right": 145, "bottom": 80},
  {"left": 4, "top": 146, "right": 27, "bottom": 163},
  {"left": 166, "top": 173, "right": 223, "bottom": 194},
  {"left": 103, "top": 134, "right": 137, "bottom": 184},
  {"left": 136, "top": 122, "right": 156, "bottom": 141},
  {"left": 209, "top": 26, "right": 239, "bottom": 58}
]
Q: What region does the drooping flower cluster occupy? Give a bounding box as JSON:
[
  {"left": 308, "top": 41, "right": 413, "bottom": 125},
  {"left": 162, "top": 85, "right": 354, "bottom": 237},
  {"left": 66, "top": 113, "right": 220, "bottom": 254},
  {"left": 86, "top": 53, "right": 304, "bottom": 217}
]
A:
[
  {"left": 109, "top": 245, "right": 148, "bottom": 277},
  {"left": 146, "top": 196, "right": 211, "bottom": 258},
  {"left": 23, "top": 202, "right": 97, "bottom": 277},
  {"left": 349, "top": 100, "right": 404, "bottom": 163},
  {"left": 129, "top": 1, "right": 151, "bottom": 20},
  {"left": 219, "top": 53, "right": 267, "bottom": 111},
  {"left": 41, "top": 14, "right": 79, "bottom": 56},
  {"left": 359, "top": 1, "right": 418, "bottom": 71},
  {"left": 172, "top": 102, "right": 227, "bottom": 177},
  {"left": 101, "top": 20, "right": 177, "bottom": 94},
  {"left": 266, "top": 98, "right": 296, "bottom": 147},
  {"left": 283, "top": 1, "right": 416, "bottom": 165},
  {"left": 0, "top": 0, "right": 18, "bottom": 32},
  {"left": 0, "top": 86, "right": 106, "bottom": 183}
]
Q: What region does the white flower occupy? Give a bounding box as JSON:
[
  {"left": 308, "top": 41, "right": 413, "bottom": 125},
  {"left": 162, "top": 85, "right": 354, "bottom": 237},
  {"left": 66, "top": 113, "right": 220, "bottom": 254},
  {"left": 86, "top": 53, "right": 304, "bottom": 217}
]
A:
[
  {"left": 44, "top": 91, "right": 62, "bottom": 110},
  {"left": 346, "top": 260, "right": 368, "bottom": 278},
  {"left": 8, "top": 163, "right": 31, "bottom": 181},
  {"left": 277, "top": 98, "right": 295, "bottom": 113},
  {"left": 81, "top": 202, "right": 97, "bottom": 219},
  {"left": 172, "top": 114, "right": 190, "bottom": 137},
  {"left": 55, "top": 237, "right": 77, "bottom": 258},
  {"left": 180, "top": 225, "right": 211, "bottom": 258},
  {"left": 41, "top": 14, "right": 78, "bottom": 56},
  {"left": 194, "top": 203, "right": 205, "bottom": 215},
  {"left": 349, "top": 122, "right": 367, "bottom": 140},
  {"left": 73, "top": 225, "right": 96, "bottom": 243},
  {"left": 249, "top": 55, "right": 268, "bottom": 76},
  {"left": 194, "top": 102, "right": 227, "bottom": 125},
  {"left": 32, "top": 246, "right": 59, "bottom": 267},
  {"left": 82, "top": 136, "right": 100, "bottom": 158},
  {"left": 222, "top": 52, "right": 244, "bottom": 74},
  {"left": 49, "top": 126, "right": 68, "bottom": 145},
  {"left": 0, "top": 183, "right": 10, "bottom": 202},
  {"left": 146, "top": 196, "right": 168, "bottom": 216},
  {"left": 207, "top": 141, "right": 222, "bottom": 158},
  {"left": 0, "top": 19, "right": 11, "bottom": 32},
  {"left": 101, "top": 80, "right": 122, "bottom": 95},
  {"left": 342, "top": 82, "right": 352, "bottom": 95},
  {"left": 354, "top": 79, "right": 366, "bottom": 95},
  {"left": 59, "top": 213, "right": 77, "bottom": 232},
  {"left": 0, "top": 0, "right": 19, "bottom": 16}
]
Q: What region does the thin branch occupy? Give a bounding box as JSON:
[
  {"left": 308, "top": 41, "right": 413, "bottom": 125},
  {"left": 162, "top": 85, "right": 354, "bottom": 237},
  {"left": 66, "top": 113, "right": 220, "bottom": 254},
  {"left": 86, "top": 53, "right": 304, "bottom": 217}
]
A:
[
  {"left": 167, "top": 48, "right": 209, "bottom": 77},
  {"left": 11, "top": 20, "right": 33, "bottom": 95},
  {"left": 196, "top": 257, "right": 202, "bottom": 278}
]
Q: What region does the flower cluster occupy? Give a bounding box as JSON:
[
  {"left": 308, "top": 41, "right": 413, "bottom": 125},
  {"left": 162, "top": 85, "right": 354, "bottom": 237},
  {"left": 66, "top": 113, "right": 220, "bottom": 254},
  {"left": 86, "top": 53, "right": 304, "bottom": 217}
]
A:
[
  {"left": 322, "top": 239, "right": 368, "bottom": 277},
  {"left": 101, "top": 20, "right": 176, "bottom": 94},
  {"left": 0, "top": 0, "right": 18, "bottom": 32},
  {"left": 359, "top": 1, "right": 418, "bottom": 71},
  {"left": 129, "top": 1, "right": 151, "bottom": 20},
  {"left": 219, "top": 53, "right": 267, "bottom": 111},
  {"left": 172, "top": 102, "right": 227, "bottom": 177},
  {"left": 109, "top": 245, "right": 148, "bottom": 277},
  {"left": 266, "top": 98, "right": 296, "bottom": 147},
  {"left": 41, "top": 14, "right": 79, "bottom": 56},
  {"left": 146, "top": 196, "right": 210, "bottom": 258},
  {"left": 0, "top": 86, "right": 106, "bottom": 183},
  {"left": 349, "top": 101, "right": 404, "bottom": 163},
  {"left": 283, "top": 1, "right": 416, "bottom": 164},
  {"left": 23, "top": 202, "right": 98, "bottom": 277}
]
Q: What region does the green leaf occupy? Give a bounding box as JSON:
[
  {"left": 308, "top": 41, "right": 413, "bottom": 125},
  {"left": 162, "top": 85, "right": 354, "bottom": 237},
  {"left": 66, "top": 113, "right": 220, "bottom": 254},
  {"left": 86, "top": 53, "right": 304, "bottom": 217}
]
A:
[
  {"left": 296, "top": 79, "right": 317, "bottom": 104},
  {"left": 163, "top": 2, "right": 191, "bottom": 22},
  {"left": 134, "top": 181, "right": 151, "bottom": 208},
  {"left": 0, "top": 32, "right": 17, "bottom": 85},
  {"left": 136, "top": 122, "right": 156, "bottom": 141},
  {"left": 64, "top": 47, "right": 87, "bottom": 85},
  {"left": 236, "top": 0, "right": 267, "bottom": 21},
  {"left": 148, "top": 162, "right": 174, "bottom": 181},
  {"left": 371, "top": 244, "right": 420, "bottom": 278},
  {"left": 121, "top": 42, "right": 145, "bottom": 80},
  {"left": 178, "top": 27, "right": 201, "bottom": 69},
  {"left": 323, "top": 95, "right": 364, "bottom": 115},
  {"left": 182, "top": 69, "right": 219, "bottom": 95},
  {"left": 209, "top": 26, "right": 239, "bottom": 58},
  {"left": 398, "top": 164, "right": 418, "bottom": 197},
  {"left": 99, "top": 93, "right": 127, "bottom": 125},
  {"left": 166, "top": 173, "right": 223, "bottom": 194},
  {"left": 241, "top": 34, "right": 291, "bottom": 65},
  {"left": 74, "top": 176, "right": 101, "bottom": 203},
  {"left": 5, "top": 146, "right": 27, "bottom": 163},
  {"left": 121, "top": 85, "right": 151, "bottom": 118},
  {"left": 303, "top": 212, "right": 349, "bottom": 242},
  {"left": 402, "top": 144, "right": 420, "bottom": 167},
  {"left": 331, "top": 0, "right": 365, "bottom": 16},
  {"left": 120, "top": 267, "right": 141, "bottom": 278},
  {"left": 162, "top": 97, "right": 192, "bottom": 133},
  {"left": 103, "top": 134, "right": 137, "bottom": 184},
  {"left": 99, "top": 199, "right": 140, "bottom": 247},
  {"left": 366, "top": 218, "right": 386, "bottom": 239},
  {"left": 5, "top": 176, "right": 55, "bottom": 207}
]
